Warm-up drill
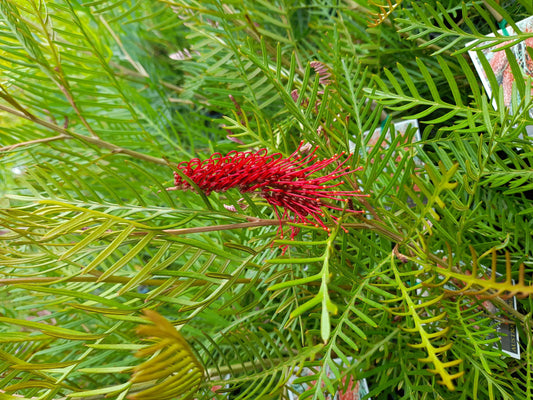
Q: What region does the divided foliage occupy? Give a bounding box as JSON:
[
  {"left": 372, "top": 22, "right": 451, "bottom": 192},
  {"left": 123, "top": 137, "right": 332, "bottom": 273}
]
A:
[{"left": 0, "top": 0, "right": 532, "bottom": 399}]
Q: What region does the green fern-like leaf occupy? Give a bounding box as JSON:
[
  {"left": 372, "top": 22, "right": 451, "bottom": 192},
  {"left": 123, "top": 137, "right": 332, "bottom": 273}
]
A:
[{"left": 128, "top": 309, "right": 204, "bottom": 400}]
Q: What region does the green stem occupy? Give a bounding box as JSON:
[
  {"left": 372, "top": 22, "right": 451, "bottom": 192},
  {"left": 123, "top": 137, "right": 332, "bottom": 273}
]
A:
[
  {"left": 0, "top": 104, "right": 169, "bottom": 166},
  {"left": 0, "top": 275, "right": 250, "bottom": 286},
  {"left": 0, "top": 134, "right": 69, "bottom": 152}
]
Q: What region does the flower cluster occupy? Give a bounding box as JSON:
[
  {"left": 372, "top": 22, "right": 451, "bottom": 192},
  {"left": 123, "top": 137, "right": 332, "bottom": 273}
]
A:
[
  {"left": 169, "top": 143, "right": 365, "bottom": 240},
  {"left": 310, "top": 60, "right": 333, "bottom": 85}
]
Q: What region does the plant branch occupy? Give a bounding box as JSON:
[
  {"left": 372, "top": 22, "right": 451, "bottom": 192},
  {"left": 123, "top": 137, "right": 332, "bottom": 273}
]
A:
[
  {"left": 346, "top": 220, "right": 528, "bottom": 322},
  {"left": 0, "top": 134, "right": 69, "bottom": 152},
  {"left": 131, "top": 219, "right": 287, "bottom": 236},
  {"left": 0, "top": 104, "right": 169, "bottom": 165},
  {"left": 0, "top": 275, "right": 250, "bottom": 286}
]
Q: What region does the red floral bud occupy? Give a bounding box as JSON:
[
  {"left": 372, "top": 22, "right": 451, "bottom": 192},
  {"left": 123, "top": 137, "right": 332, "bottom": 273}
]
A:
[{"left": 169, "top": 142, "right": 366, "bottom": 242}]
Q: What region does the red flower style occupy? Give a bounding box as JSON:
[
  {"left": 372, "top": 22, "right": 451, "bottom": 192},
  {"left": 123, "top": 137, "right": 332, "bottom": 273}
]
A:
[{"left": 169, "top": 143, "right": 365, "bottom": 240}]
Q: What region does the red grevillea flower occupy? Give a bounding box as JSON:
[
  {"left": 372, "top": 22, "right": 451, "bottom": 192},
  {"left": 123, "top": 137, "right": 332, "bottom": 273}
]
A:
[{"left": 169, "top": 143, "right": 365, "bottom": 240}]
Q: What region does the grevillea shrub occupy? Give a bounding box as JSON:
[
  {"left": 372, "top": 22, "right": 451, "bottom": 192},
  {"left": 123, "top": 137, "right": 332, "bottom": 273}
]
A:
[{"left": 0, "top": 1, "right": 532, "bottom": 399}]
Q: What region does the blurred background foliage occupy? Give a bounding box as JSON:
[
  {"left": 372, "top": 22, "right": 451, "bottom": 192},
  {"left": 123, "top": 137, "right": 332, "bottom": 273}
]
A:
[{"left": 1, "top": 0, "right": 533, "bottom": 399}]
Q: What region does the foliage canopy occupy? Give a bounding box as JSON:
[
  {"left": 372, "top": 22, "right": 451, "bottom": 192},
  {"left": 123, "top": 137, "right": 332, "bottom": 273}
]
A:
[{"left": 1, "top": 0, "right": 533, "bottom": 399}]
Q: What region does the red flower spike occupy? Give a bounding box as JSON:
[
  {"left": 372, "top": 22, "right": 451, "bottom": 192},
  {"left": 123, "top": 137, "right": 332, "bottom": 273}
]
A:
[{"left": 169, "top": 143, "right": 367, "bottom": 245}]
